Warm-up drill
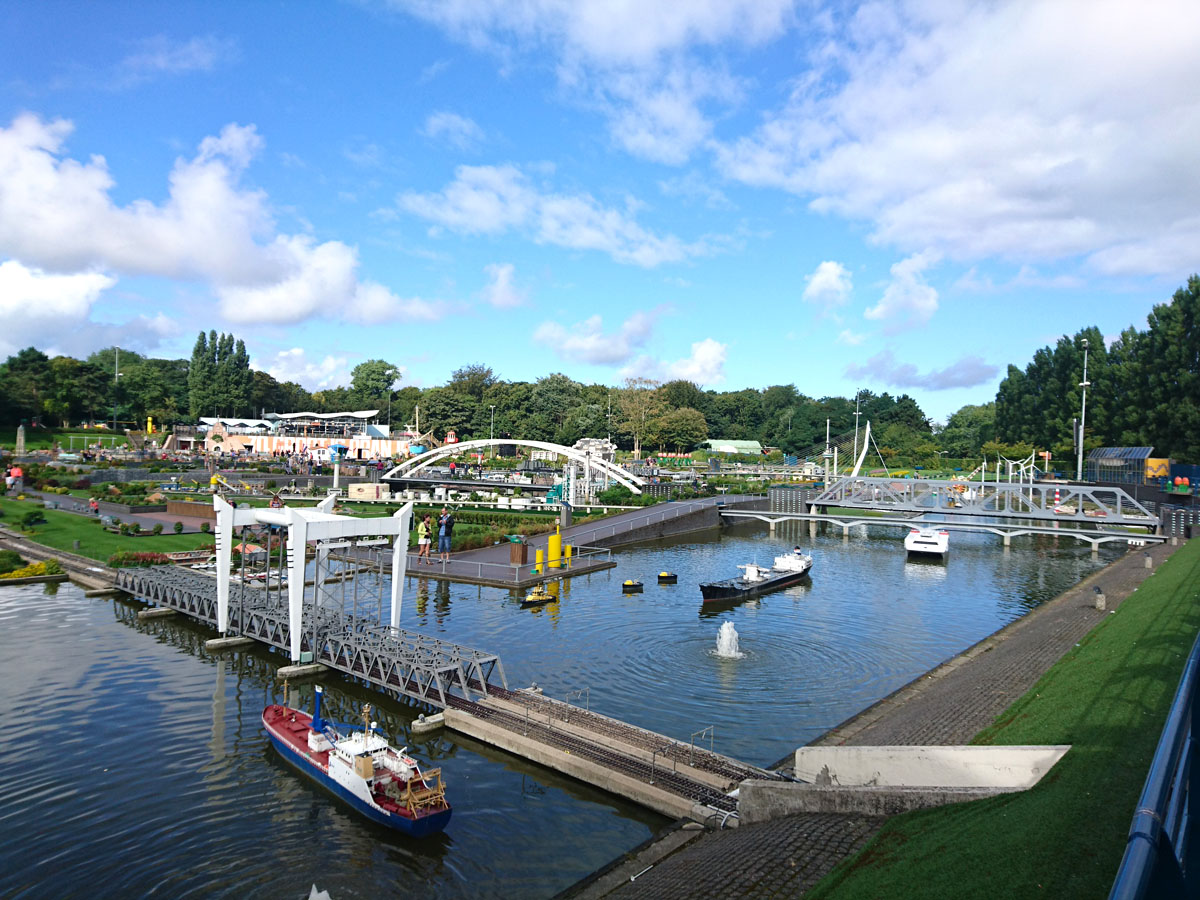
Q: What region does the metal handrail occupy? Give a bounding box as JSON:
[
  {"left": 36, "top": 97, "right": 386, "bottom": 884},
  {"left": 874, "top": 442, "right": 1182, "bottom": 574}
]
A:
[{"left": 1109, "top": 630, "right": 1200, "bottom": 898}]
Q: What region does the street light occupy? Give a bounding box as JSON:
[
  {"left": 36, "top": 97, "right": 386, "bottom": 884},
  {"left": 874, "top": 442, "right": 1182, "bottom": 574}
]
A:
[
  {"left": 111, "top": 347, "right": 123, "bottom": 432},
  {"left": 853, "top": 390, "right": 864, "bottom": 463},
  {"left": 489, "top": 404, "right": 496, "bottom": 459},
  {"left": 1076, "top": 338, "right": 1090, "bottom": 482},
  {"left": 387, "top": 377, "right": 402, "bottom": 429}
]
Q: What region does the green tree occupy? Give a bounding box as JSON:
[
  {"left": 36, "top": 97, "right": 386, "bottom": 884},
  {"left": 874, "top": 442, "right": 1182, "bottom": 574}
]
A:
[
  {"left": 348, "top": 359, "right": 402, "bottom": 412},
  {"left": 936, "top": 403, "right": 995, "bottom": 458},
  {"left": 653, "top": 407, "right": 708, "bottom": 451},
  {"left": 1, "top": 348, "right": 52, "bottom": 423},
  {"left": 188, "top": 331, "right": 216, "bottom": 418},
  {"left": 448, "top": 364, "right": 497, "bottom": 401},
  {"left": 615, "top": 377, "right": 663, "bottom": 456}
]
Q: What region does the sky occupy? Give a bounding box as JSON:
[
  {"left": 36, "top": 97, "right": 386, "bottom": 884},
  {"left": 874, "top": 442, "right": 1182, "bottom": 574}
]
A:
[{"left": 1, "top": 0, "right": 1197, "bottom": 423}]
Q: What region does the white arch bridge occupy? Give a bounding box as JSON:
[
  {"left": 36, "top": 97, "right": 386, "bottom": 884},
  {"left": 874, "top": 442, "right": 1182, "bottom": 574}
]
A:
[{"left": 382, "top": 438, "right": 645, "bottom": 496}]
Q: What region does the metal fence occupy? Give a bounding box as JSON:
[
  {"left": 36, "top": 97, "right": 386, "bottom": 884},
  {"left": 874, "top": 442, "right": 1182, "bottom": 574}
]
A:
[
  {"left": 1109, "top": 630, "right": 1200, "bottom": 899},
  {"left": 404, "top": 544, "right": 612, "bottom": 584}
]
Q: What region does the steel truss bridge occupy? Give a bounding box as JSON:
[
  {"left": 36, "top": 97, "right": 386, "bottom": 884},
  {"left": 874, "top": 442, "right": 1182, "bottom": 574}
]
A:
[
  {"left": 726, "top": 476, "right": 1163, "bottom": 550},
  {"left": 810, "top": 476, "right": 1158, "bottom": 527},
  {"left": 115, "top": 566, "right": 506, "bottom": 707}
]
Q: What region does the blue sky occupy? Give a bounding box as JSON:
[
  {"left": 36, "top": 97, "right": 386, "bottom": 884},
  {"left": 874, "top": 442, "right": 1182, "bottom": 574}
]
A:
[{"left": 2, "top": 0, "right": 1196, "bottom": 422}]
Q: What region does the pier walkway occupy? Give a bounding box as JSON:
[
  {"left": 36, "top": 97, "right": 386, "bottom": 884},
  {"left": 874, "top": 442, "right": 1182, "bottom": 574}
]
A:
[
  {"left": 415, "top": 495, "right": 763, "bottom": 589},
  {"left": 115, "top": 563, "right": 781, "bottom": 822}
]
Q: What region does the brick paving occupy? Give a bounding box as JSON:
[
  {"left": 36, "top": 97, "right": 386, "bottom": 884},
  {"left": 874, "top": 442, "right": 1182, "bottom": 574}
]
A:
[
  {"left": 606, "top": 814, "right": 883, "bottom": 899},
  {"left": 563, "top": 539, "right": 1181, "bottom": 899}
]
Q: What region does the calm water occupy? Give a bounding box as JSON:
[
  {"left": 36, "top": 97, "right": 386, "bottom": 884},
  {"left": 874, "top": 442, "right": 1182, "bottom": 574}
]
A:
[{"left": 0, "top": 523, "right": 1119, "bottom": 898}]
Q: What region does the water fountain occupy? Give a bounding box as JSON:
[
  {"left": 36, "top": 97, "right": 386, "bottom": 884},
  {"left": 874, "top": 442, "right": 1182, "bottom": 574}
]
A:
[{"left": 715, "top": 621, "right": 744, "bottom": 659}]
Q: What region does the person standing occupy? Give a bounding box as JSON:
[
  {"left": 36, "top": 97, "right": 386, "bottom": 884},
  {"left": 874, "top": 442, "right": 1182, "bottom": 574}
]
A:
[
  {"left": 416, "top": 513, "right": 432, "bottom": 564},
  {"left": 437, "top": 507, "right": 454, "bottom": 562}
]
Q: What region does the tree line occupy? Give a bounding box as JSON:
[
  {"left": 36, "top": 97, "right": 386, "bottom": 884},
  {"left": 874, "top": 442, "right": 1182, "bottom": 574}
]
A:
[
  {"left": 5, "top": 275, "right": 1195, "bottom": 463},
  {"left": 0, "top": 331, "right": 943, "bottom": 457},
  {"left": 996, "top": 275, "right": 1200, "bottom": 462}
]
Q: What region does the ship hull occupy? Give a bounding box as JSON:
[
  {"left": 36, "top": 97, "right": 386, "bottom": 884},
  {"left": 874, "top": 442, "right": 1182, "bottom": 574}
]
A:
[
  {"left": 263, "top": 708, "right": 451, "bottom": 837},
  {"left": 700, "top": 563, "right": 813, "bottom": 602}
]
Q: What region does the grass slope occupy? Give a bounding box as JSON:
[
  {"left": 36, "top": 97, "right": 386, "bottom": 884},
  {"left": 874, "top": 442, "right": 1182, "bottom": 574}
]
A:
[
  {"left": 0, "top": 497, "right": 214, "bottom": 563},
  {"left": 808, "top": 540, "right": 1200, "bottom": 900}
]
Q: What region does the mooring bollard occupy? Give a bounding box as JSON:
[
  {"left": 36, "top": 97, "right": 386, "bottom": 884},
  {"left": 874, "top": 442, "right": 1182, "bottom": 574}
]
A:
[
  {"left": 1094, "top": 586, "right": 1107, "bottom": 611},
  {"left": 1144, "top": 552, "right": 1153, "bottom": 569}
]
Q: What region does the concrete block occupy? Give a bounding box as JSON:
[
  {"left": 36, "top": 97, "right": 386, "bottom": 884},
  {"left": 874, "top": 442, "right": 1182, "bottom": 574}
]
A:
[
  {"left": 277, "top": 662, "right": 328, "bottom": 679},
  {"left": 793, "top": 744, "right": 1071, "bottom": 789},
  {"left": 411, "top": 712, "right": 445, "bottom": 734},
  {"left": 205, "top": 636, "right": 255, "bottom": 651},
  {"left": 738, "top": 780, "right": 1003, "bottom": 824}
]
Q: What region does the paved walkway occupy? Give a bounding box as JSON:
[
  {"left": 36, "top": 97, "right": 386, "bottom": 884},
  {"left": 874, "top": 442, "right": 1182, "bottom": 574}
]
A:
[{"left": 563, "top": 539, "right": 1182, "bottom": 898}]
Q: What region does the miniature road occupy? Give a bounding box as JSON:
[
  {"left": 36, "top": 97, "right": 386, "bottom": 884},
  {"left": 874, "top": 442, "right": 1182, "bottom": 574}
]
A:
[{"left": 562, "top": 540, "right": 1181, "bottom": 899}]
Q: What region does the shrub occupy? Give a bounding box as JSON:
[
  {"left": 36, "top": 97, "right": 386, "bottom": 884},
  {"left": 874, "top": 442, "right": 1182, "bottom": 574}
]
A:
[
  {"left": 129, "top": 522, "right": 141, "bottom": 534},
  {"left": 173, "top": 521, "right": 183, "bottom": 534},
  {"left": 119, "top": 524, "right": 130, "bottom": 535},
  {"left": 152, "top": 523, "right": 163, "bottom": 535},
  {"left": 20, "top": 510, "right": 46, "bottom": 532},
  {"left": 200, "top": 521, "right": 211, "bottom": 533},
  {"left": 266, "top": 479, "right": 277, "bottom": 490},
  {"left": 0, "top": 549, "right": 26, "bottom": 575},
  {"left": 0, "top": 559, "right": 63, "bottom": 579},
  {"left": 106, "top": 550, "right": 172, "bottom": 568}
]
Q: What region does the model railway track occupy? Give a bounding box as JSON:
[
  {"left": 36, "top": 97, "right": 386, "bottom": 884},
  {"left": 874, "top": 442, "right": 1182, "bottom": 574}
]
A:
[
  {"left": 0, "top": 529, "right": 116, "bottom": 588},
  {"left": 445, "top": 695, "right": 739, "bottom": 814},
  {"left": 482, "top": 683, "right": 779, "bottom": 784}
]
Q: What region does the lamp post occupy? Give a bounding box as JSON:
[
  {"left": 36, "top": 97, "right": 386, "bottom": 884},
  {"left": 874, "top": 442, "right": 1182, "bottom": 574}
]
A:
[
  {"left": 111, "top": 347, "right": 123, "bottom": 432},
  {"left": 853, "top": 390, "right": 863, "bottom": 464},
  {"left": 387, "top": 377, "right": 402, "bottom": 430},
  {"left": 1076, "top": 338, "right": 1090, "bottom": 482},
  {"left": 489, "top": 405, "right": 496, "bottom": 459}
]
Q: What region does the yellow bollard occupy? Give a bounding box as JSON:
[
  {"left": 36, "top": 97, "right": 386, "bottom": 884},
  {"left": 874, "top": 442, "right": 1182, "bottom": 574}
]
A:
[
  {"left": 564, "top": 544, "right": 573, "bottom": 568},
  {"left": 534, "top": 548, "right": 545, "bottom": 574},
  {"left": 548, "top": 527, "right": 562, "bottom": 569}
]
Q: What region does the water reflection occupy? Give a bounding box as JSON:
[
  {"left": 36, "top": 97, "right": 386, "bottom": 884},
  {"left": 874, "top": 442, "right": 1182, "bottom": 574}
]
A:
[{"left": 0, "top": 519, "right": 1121, "bottom": 898}]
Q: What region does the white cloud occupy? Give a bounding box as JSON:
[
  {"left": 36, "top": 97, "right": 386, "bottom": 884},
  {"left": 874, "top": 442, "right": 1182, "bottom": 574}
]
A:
[
  {"left": 658, "top": 170, "right": 732, "bottom": 209},
  {"left": 845, "top": 350, "right": 998, "bottom": 391},
  {"left": 399, "top": 163, "right": 705, "bottom": 266},
  {"left": 254, "top": 347, "right": 352, "bottom": 391},
  {"left": 620, "top": 336, "right": 727, "bottom": 385},
  {"left": 837, "top": 329, "right": 866, "bottom": 346},
  {"left": 0, "top": 113, "right": 439, "bottom": 328},
  {"left": 534, "top": 311, "right": 655, "bottom": 364},
  {"left": 111, "top": 35, "right": 236, "bottom": 88},
  {"left": 422, "top": 111, "right": 485, "bottom": 150},
  {"left": 865, "top": 251, "right": 940, "bottom": 333},
  {"left": 712, "top": 0, "right": 1200, "bottom": 276},
  {"left": 391, "top": 0, "right": 794, "bottom": 163},
  {"left": 0, "top": 260, "right": 115, "bottom": 357},
  {"left": 665, "top": 337, "right": 726, "bottom": 384},
  {"left": 801, "top": 260, "right": 852, "bottom": 316},
  {"left": 480, "top": 262, "right": 526, "bottom": 308}
]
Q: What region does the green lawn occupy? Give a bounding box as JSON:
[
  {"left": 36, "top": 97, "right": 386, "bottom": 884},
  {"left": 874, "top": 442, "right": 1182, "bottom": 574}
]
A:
[
  {"left": 0, "top": 496, "right": 214, "bottom": 563},
  {"left": 0, "top": 427, "right": 129, "bottom": 451},
  {"left": 808, "top": 539, "right": 1200, "bottom": 899}
]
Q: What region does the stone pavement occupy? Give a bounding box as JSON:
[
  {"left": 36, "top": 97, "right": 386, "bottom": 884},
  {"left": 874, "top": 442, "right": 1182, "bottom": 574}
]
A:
[{"left": 562, "top": 539, "right": 1181, "bottom": 899}]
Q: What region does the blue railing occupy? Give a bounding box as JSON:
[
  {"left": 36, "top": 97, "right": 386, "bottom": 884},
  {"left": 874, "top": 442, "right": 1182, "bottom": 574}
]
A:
[{"left": 1109, "top": 630, "right": 1200, "bottom": 899}]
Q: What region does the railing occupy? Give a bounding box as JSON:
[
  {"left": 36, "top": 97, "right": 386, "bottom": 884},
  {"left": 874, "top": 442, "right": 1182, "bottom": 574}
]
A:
[
  {"left": 405, "top": 544, "right": 612, "bottom": 583},
  {"left": 1109, "top": 630, "right": 1200, "bottom": 899}
]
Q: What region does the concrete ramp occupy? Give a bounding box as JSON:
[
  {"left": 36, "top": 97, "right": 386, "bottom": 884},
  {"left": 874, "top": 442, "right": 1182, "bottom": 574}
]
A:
[{"left": 739, "top": 744, "right": 1070, "bottom": 824}]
